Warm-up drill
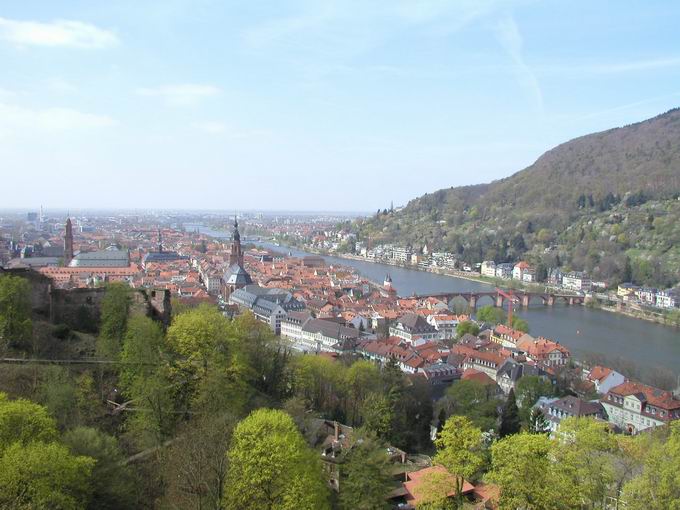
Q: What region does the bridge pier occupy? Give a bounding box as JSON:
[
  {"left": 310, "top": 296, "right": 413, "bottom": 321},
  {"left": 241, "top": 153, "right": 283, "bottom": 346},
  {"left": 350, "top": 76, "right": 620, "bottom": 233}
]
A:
[
  {"left": 496, "top": 295, "right": 503, "bottom": 307},
  {"left": 469, "top": 295, "right": 477, "bottom": 310},
  {"left": 521, "top": 294, "right": 530, "bottom": 307},
  {"left": 547, "top": 295, "right": 555, "bottom": 306}
]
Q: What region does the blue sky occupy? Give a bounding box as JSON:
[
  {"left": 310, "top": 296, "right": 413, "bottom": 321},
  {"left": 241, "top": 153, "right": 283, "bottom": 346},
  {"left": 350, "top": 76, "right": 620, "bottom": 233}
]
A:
[{"left": 1, "top": 0, "right": 679, "bottom": 212}]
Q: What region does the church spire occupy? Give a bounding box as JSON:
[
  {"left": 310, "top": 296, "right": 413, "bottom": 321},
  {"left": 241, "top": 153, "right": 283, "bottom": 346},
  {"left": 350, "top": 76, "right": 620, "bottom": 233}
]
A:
[
  {"left": 64, "top": 216, "right": 74, "bottom": 264},
  {"left": 229, "top": 216, "right": 243, "bottom": 267}
]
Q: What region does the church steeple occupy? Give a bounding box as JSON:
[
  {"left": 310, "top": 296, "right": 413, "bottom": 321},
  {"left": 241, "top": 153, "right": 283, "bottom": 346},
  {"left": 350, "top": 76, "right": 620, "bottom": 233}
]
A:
[
  {"left": 64, "top": 216, "right": 74, "bottom": 264},
  {"left": 229, "top": 216, "right": 243, "bottom": 267}
]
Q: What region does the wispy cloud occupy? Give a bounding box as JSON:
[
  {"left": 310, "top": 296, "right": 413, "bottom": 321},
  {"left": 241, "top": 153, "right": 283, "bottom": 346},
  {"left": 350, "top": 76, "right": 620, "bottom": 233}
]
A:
[
  {"left": 494, "top": 15, "right": 543, "bottom": 113},
  {"left": 571, "top": 91, "right": 680, "bottom": 121},
  {"left": 192, "top": 121, "right": 269, "bottom": 139},
  {"left": 0, "top": 17, "right": 118, "bottom": 49},
  {"left": 137, "top": 84, "right": 220, "bottom": 107},
  {"left": 46, "top": 77, "right": 78, "bottom": 94},
  {"left": 0, "top": 102, "right": 116, "bottom": 136},
  {"left": 192, "top": 121, "right": 227, "bottom": 134},
  {"left": 541, "top": 57, "right": 680, "bottom": 76}
]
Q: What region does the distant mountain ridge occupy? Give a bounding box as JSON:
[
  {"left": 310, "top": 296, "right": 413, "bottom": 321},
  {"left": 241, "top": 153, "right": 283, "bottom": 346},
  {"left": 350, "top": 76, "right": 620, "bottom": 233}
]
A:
[{"left": 356, "top": 108, "right": 680, "bottom": 287}]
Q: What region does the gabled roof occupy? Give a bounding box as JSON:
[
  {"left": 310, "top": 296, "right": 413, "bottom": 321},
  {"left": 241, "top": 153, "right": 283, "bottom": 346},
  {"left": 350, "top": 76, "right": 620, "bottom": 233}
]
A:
[
  {"left": 403, "top": 466, "right": 475, "bottom": 506},
  {"left": 587, "top": 366, "right": 613, "bottom": 383},
  {"left": 396, "top": 312, "right": 437, "bottom": 334}
]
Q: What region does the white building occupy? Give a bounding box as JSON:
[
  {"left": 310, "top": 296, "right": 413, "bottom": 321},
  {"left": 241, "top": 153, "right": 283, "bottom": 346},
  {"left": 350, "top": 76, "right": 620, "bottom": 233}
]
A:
[
  {"left": 480, "top": 260, "right": 496, "bottom": 278},
  {"left": 562, "top": 271, "right": 591, "bottom": 291},
  {"left": 655, "top": 289, "right": 679, "bottom": 309},
  {"left": 601, "top": 381, "right": 680, "bottom": 434},
  {"left": 495, "top": 263, "right": 513, "bottom": 279}
]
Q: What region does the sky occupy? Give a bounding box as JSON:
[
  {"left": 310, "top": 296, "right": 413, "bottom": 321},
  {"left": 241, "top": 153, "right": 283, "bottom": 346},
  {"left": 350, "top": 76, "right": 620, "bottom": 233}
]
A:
[{"left": 1, "top": 1, "right": 679, "bottom": 212}]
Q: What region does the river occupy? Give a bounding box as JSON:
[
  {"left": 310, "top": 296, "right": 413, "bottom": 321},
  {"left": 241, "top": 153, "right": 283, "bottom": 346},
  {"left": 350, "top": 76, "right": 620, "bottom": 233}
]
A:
[{"left": 191, "top": 225, "right": 680, "bottom": 379}]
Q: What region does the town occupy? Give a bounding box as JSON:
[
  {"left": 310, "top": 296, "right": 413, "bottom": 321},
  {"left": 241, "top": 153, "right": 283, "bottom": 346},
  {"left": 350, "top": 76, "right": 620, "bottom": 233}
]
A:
[{"left": 2, "top": 208, "right": 679, "bottom": 508}]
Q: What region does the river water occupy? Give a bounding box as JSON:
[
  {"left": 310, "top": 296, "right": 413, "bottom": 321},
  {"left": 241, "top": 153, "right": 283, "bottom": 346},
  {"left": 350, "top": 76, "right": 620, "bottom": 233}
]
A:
[{"left": 193, "top": 226, "right": 680, "bottom": 378}]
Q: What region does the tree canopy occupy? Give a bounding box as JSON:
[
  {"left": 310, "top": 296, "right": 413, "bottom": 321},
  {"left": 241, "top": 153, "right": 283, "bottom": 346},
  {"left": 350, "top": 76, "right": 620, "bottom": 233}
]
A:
[
  {"left": 223, "top": 408, "right": 330, "bottom": 510},
  {"left": 0, "top": 274, "right": 33, "bottom": 351}
]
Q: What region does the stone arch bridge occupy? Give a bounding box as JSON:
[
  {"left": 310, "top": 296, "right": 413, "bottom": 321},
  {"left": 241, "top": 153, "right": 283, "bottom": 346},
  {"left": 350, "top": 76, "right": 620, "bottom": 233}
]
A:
[{"left": 415, "top": 290, "right": 585, "bottom": 309}]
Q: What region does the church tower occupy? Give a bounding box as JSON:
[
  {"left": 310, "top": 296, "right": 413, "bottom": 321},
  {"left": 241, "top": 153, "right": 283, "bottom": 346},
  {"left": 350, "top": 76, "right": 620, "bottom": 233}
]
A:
[
  {"left": 228, "top": 217, "right": 243, "bottom": 267},
  {"left": 64, "top": 217, "right": 74, "bottom": 264},
  {"left": 222, "top": 216, "right": 251, "bottom": 300}
]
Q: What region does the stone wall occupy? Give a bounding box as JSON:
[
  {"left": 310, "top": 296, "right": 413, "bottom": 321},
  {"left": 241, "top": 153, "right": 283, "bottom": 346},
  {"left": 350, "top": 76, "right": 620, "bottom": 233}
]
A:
[{"left": 1, "top": 267, "right": 171, "bottom": 331}]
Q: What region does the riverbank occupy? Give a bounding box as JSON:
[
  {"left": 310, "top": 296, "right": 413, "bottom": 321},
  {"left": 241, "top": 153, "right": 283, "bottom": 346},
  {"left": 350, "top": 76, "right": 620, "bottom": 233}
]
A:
[
  {"left": 289, "top": 244, "right": 680, "bottom": 327},
  {"left": 195, "top": 230, "right": 680, "bottom": 377},
  {"left": 595, "top": 302, "right": 680, "bottom": 327}
]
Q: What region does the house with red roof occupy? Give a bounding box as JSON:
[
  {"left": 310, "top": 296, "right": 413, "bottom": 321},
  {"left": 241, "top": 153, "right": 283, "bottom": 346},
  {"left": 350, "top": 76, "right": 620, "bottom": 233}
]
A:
[
  {"left": 584, "top": 365, "right": 625, "bottom": 395},
  {"left": 516, "top": 336, "right": 570, "bottom": 367},
  {"left": 490, "top": 325, "right": 527, "bottom": 347},
  {"left": 601, "top": 381, "right": 680, "bottom": 434}
]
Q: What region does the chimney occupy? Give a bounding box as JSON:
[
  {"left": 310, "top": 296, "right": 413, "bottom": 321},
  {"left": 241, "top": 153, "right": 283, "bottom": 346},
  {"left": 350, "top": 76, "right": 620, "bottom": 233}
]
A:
[{"left": 334, "top": 421, "right": 339, "bottom": 441}]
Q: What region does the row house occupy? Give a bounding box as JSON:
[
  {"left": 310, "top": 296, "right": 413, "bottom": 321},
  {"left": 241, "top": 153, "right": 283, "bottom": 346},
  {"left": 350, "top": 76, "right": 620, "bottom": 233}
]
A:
[
  {"left": 583, "top": 365, "right": 625, "bottom": 395},
  {"left": 617, "top": 283, "right": 639, "bottom": 299},
  {"left": 516, "top": 336, "right": 570, "bottom": 367},
  {"left": 229, "top": 284, "right": 305, "bottom": 334},
  {"left": 426, "top": 313, "right": 460, "bottom": 340},
  {"left": 389, "top": 312, "right": 441, "bottom": 345},
  {"left": 496, "top": 358, "right": 543, "bottom": 396},
  {"left": 420, "top": 363, "right": 459, "bottom": 385},
  {"left": 480, "top": 260, "right": 496, "bottom": 278},
  {"left": 461, "top": 350, "right": 508, "bottom": 381},
  {"left": 490, "top": 324, "right": 527, "bottom": 348},
  {"left": 601, "top": 381, "right": 680, "bottom": 434},
  {"left": 512, "top": 261, "right": 532, "bottom": 281},
  {"left": 562, "top": 271, "right": 591, "bottom": 292},
  {"left": 495, "top": 263, "right": 513, "bottom": 279},
  {"left": 282, "top": 314, "right": 372, "bottom": 353},
  {"left": 635, "top": 287, "right": 658, "bottom": 305},
  {"left": 655, "top": 288, "right": 679, "bottom": 309},
  {"left": 539, "top": 395, "right": 604, "bottom": 432}
]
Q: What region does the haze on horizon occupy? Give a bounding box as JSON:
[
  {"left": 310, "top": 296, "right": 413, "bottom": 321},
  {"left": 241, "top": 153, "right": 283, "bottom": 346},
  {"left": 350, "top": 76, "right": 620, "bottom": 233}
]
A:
[{"left": 1, "top": 0, "right": 679, "bottom": 212}]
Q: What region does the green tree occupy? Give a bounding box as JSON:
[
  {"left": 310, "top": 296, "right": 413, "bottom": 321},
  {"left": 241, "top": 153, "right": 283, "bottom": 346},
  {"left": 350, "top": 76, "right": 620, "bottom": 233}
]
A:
[
  {"left": 97, "top": 282, "right": 131, "bottom": 359},
  {"left": 339, "top": 434, "right": 393, "bottom": 510},
  {"left": 444, "top": 380, "right": 497, "bottom": 431},
  {"left": 511, "top": 316, "right": 530, "bottom": 333},
  {"left": 230, "top": 312, "right": 292, "bottom": 399},
  {"left": 499, "top": 389, "right": 521, "bottom": 437},
  {"left": 0, "top": 274, "right": 33, "bottom": 351},
  {"left": 74, "top": 371, "right": 100, "bottom": 425},
  {"left": 223, "top": 409, "right": 330, "bottom": 510},
  {"left": 346, "top": 360, "right": 381, "bottom": 424},
  {"left": 0, "top": 441, "right": 95, "bottom": 509},
  {"left": 552, "top": 417, "right": 616, "bottom": 509},
  {"left": 456, "top": 321, "right": 480, "bottom": 339},
  {"left": 623, "top": 422, "right": 680, "bottom": 510},
  {"left": 515, "top": 376, "right": 553, "bottom": 423},
  {"left": 159, "top": 414, "right": 234, "bottom": 510},
  {"left": 292, "top": 355, "right": 344, "bottom": 417},
  {"left": 528, "top": 407, "right": 549, "bottom": 434},
  {"left": 434, "top": 415, "right": 485, "bottom": 507},
  {"left": 125, "top": 367, "right": 178, "bottom": 448},
  {"left": 361, "top": 393, "right": 393, "bottom": 439},
  {"left": 476, "top": 305, "right": 505, "bottom": 325},
  {"left": 119, "top": 314, "right": 165, "bottom": 390},
  {"left": 37, "top": 365, "right": 78, "bottom": 429},
  {"left": 62, "top": 427, "right": 137, "bottom": 510},
  {"left": 488, "top": 433, "right": 563, "bottom": 510},
  {"left": 167, "top": 304, "right": 231, "bottom": 373},
  {"left": 0, "top": 392, "right": 58, "bottom": 451}
]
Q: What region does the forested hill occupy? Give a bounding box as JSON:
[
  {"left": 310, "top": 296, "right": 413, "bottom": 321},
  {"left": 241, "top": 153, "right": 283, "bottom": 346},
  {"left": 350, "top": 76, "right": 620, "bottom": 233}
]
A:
[{"left": 356, "top": 108, "right": 680, "bottom": 287}]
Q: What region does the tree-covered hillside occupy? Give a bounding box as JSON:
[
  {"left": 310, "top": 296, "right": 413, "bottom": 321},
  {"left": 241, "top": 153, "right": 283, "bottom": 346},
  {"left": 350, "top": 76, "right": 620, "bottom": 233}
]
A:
[{"left": 357, "top": 108, "right": 680, "bottom": 287}]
